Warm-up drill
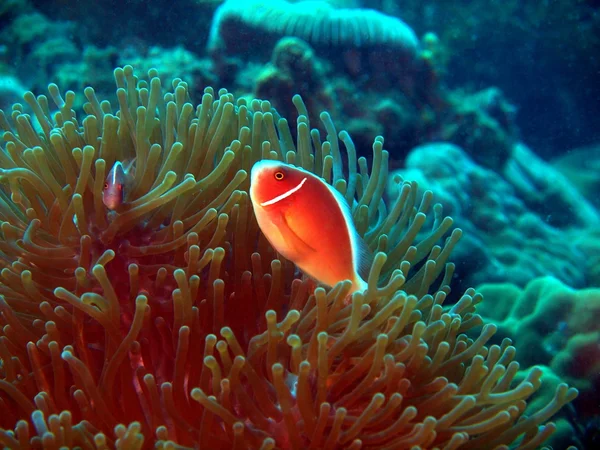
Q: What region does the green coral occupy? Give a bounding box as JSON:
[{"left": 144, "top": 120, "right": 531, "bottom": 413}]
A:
[{"left": 476, "top": 276, "right": 600, "bottom": 416}]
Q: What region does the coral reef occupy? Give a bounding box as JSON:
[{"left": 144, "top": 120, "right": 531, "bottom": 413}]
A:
[
  {"left": 2, "top": 0, "right": 443, "bottom": 166},
  {"left": 503, "top": 143, "right": 600, "bottom": 229},
  {"left": 388, "top": 142, "right": 590, "bottom": 290},
  {"left": 436, "top": 88, "right": 518, "bottom": 170},
  {"left": 0, "top": 11, "right": 78, "bottom": 88},
  {"left": 253, "top": 37, "right": 332, "bottom": 129},
  {"left": 50, "top": 46, "right": 119, "bottom": 107},
  {"left": 552, "top": 143, "right": 600, "bottom": 212},
  {"left": 0, "top": 67, "right": 577, "bottom": 448},
  {"left": 568, "top": 227, "right": 600, "bottom": 288},
  {"left": 207, "top": 0, "right": 434, "bottom": 104},
  {"left": 0, "top": 1, "right": 218, "bottom": 106},
  {"left": 232, "top": 35, "right": 435, "bottom": 162}
]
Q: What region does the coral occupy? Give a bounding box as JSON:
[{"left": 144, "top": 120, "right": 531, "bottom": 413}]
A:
[
  {"left": 0, "top": 12, "right": 53, "bottom": 48},
  {"left": 254, "top": 37, "right": 332, "bottom": 130},
  {"left": 51, "top": 46, "right": 119, "bottom": 103},
  {"left": 437, "top": 88, "right": 518, "bottom": 170},
  {"left": 0, "top": 0, "right": 27, "bottom": 24},
  {"left": 0, "top": 67, "right": 577, "bottom": 448},
  {"left": 46, "top": 45, "right": 215, "bottom": 117},
  {"left": 117, "top": 46, "right": 216, "bottom": 100},
  {"left": 551, "top": 143, "right": 600, "bottom": 211},
  {"left": 0, "top": 11, "right": 79, "bottom": 90},
  {"left": 388, "top": 142, "right": 588, "bottom": 291},
  {"left": 250, "top": 37, "right": 429, "bottom": 160},
  {"left": 208, "top": 0, "right": 419, "bottom": 57},
  {"left": 270, "top": 37, "right": 321, "bottom": 88},
  {"left": 569, "top": 227, "right": 600, "bottom": 288},
  {"left": 476, "top": 277, "right": 599, "bottom": 417},
  {"left": 205, "top": 0, "right": 443, "bottom": 161},
  {"left": 207, "top": 0, "right": 432, "bottom": 98},
  {"left": 322, "top": 78, "right": 427, "bottom": 160},
  {"left": 503, "top": 143, "right": 600, "bottom": 229}
]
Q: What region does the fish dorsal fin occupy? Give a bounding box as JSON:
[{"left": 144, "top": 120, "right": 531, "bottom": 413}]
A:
[{"left": 325, "top": 182, "right": 373, "bottom": 283}]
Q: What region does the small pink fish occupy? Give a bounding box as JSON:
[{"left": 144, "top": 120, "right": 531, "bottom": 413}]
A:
[
  {"left": 249, "top": 160, "right": 371, "bottom": 294},
  {"left": 102, "top": 159, "right": 135, "bottom": 210}
]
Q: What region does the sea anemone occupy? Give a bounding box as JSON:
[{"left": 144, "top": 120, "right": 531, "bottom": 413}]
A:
[{"left": 0, "top": 66, "right": 577, "bottom": 449}]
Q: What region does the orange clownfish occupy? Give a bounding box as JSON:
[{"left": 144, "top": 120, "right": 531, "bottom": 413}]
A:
[
  {"left": 102, "top": 159, "right": 135, "bottom": 210},
  {"left": 249, "top": 160, "right": 371, "bottom": 294}
]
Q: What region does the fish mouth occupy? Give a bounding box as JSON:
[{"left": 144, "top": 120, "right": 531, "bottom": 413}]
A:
[{"left": 260, "top": 177, "right": 307, "bottom": 207}]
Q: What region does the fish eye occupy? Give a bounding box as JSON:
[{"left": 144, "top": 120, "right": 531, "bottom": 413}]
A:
[
  {"left": 103, "top": 182, "right": 109, "bottom": 190},
  {"left": 274, "top": 171, "right": 285, "bottom": 181}
]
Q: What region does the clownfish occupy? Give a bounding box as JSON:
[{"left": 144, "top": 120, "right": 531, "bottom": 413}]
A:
[
  {"left": 102, "top": 159, "right": 136, "bottom": 210},
  {"left": 249, "top": 160, "right": 371, "bottom": 294}
]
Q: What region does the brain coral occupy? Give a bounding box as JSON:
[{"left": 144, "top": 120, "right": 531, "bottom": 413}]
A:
[{"left": 0, "top": 66, "right": 577, "bottom": 448}]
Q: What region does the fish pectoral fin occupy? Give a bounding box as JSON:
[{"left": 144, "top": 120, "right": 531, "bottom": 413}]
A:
[
  {"left": 124, "top": 157, "right": 137, "bottom": 176},
  {"left": 354, "top": 233, "right": 374, "bottom": 283},
  {"left": 276, "top": 213, "right": 317, "bottom": 258}
]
